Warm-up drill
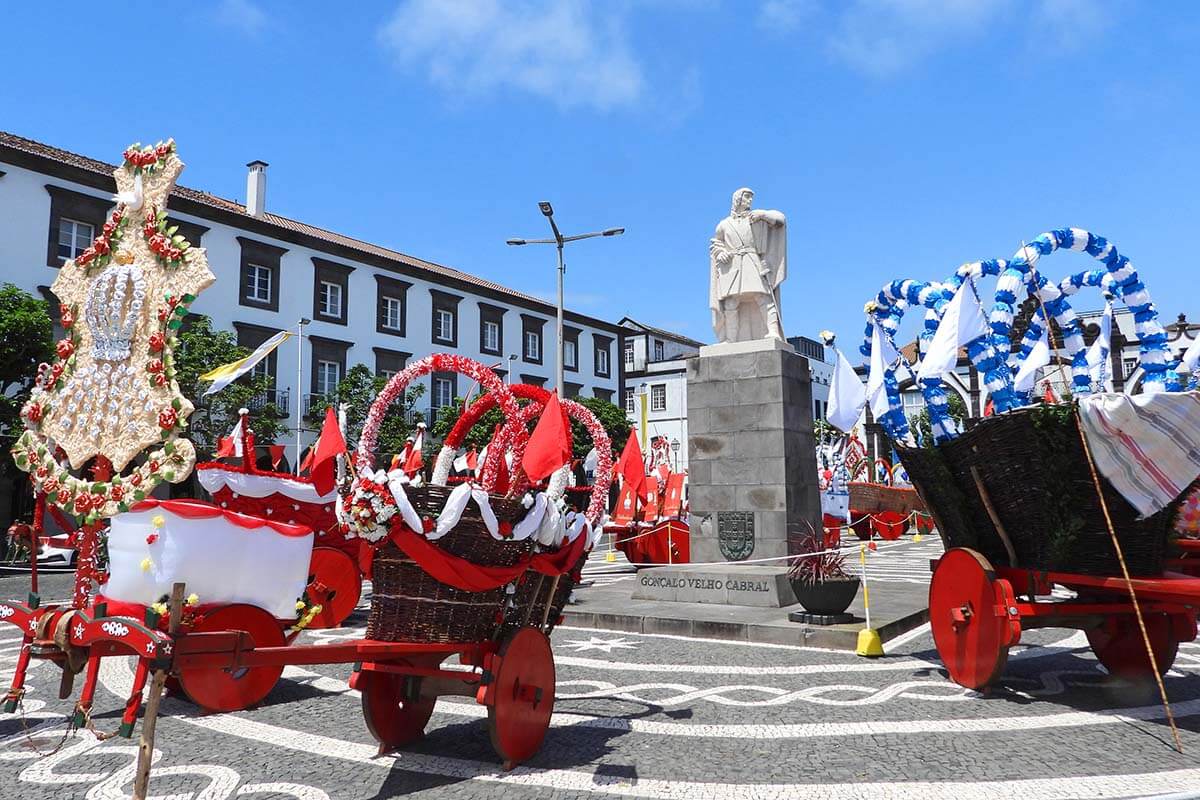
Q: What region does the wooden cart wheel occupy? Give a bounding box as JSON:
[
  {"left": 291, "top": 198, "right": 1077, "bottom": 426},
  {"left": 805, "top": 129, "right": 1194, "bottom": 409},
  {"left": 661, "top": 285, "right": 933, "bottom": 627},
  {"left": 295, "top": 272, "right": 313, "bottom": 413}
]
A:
[
  {"left": 929, "top": 548, "right": 1021, "bottom": 690},
  {"left": 357, "top": 665, "right": 436, "bottom": 751},
  {"left": 487, "top": 627, "right": 555, "bottom": 768},
  {"left": 178, "top": 604, "right": 285, "bottom": 712},
  {"left": 1086, "top": 612, "right": 1181, "bottom": 679},
  {"left": 306, "top": 546, "right": 362, "bottom": 629}
]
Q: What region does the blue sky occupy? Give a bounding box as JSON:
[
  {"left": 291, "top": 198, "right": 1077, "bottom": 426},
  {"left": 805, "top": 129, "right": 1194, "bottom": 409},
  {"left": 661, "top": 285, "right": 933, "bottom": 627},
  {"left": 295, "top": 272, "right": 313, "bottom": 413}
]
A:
[{"left": 3, "top": 0, "right": 1198, "bottom": 348}]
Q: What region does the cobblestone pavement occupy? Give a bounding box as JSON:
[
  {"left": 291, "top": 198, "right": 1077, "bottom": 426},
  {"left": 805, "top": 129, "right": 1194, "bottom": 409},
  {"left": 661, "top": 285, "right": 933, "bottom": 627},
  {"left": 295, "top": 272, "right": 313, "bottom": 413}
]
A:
[{"left": 2, "top": 574, "right": 1200, "bottom": 799}]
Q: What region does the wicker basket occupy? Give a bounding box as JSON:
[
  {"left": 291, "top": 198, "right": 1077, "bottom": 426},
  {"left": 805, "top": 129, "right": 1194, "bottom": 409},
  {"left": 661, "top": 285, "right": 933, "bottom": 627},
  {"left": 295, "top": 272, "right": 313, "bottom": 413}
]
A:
[
  {"left": 848, "top": 482, "right": 926, "bottom": 515},
  {"left": 366, "top": 485, "right": 531, "bottom": 643},
  {"left": 895, "top": 403, "right": 1184, "bottom": 577}
]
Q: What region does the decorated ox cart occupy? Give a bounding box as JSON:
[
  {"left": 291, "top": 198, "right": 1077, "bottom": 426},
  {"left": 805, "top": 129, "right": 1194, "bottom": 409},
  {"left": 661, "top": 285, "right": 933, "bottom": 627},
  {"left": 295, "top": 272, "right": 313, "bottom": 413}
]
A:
[
  {"left": 0, "top": 141, "right": 613, "bottom": 797},
  {"left": 838, "top": 227, "right": 1200, "bottom": 707}
]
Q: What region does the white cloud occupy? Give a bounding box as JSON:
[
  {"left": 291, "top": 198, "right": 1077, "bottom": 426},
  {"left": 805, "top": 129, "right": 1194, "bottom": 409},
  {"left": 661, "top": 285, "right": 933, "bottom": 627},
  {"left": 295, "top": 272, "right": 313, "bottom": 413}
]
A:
[
  {"left": 758, "top": 0, "right": 817, "bottom": 32},
  {"left": 379, "top": 0, "right": 645, "bottom": 111},
  {"left": 215, "top": 0, "right": 267, "bottom": 36},
  {"left": 826, "top": 0, "right": 1010, "bottom": 76}
]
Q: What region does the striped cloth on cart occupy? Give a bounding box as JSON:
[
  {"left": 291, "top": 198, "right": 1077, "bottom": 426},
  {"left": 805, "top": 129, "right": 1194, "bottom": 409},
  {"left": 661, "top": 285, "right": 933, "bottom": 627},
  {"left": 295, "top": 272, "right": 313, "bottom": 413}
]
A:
[{"left": 1078, "top": 391, "right": 1200, "bottom": 518}]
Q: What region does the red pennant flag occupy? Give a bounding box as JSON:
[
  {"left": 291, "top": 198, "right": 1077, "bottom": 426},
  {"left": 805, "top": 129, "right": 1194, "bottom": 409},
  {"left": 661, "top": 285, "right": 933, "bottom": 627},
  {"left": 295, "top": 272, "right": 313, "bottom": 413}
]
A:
[
  {"left": 1042, "top": 382, "right": 1057, "bottom": 404},
  {"left": 657, "top": 463, "right": 670, "bottom": 483},
  {"left": 214, "top": 437, "right": 235, "bottom": 459},
  {"left": 983, "top": 398, "right": 995, "bottom": 418},
  {"left": 390, "top": 450, "right": 405, "bottom": 471},
  {"left": 466, "top": 446, "right": 478, "bottom": 472},
  {"left": 298, "top": 445, "right": 313, "bottom": 474},
  {"left": 268, "top": 444, "right": 286, "bottom": 470},
  {"left": 403, "top": 424, "right": 425, "bottom": 477},
  {"left": 522, "top": 392, "right": 572, "bottom": 483},
  {"left": 616, "top": 430, "right": 647, "bottom": 500},
  {"left": 310, "top": 408, "right": 347, "bottom": 496}
]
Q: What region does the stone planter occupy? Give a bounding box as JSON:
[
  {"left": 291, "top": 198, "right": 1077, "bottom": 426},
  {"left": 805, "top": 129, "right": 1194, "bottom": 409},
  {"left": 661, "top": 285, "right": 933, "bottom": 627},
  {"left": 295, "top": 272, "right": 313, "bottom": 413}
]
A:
[{"left": 791, "top": 577, "right": 860, "bottom": 616}]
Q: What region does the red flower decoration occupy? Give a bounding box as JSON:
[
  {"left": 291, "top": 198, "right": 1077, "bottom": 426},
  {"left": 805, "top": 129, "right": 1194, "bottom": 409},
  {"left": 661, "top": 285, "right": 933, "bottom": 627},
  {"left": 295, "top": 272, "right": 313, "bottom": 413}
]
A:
[
  {"left": 155, "top": 144, "right": 169, "bottom": 158},
  {"left": 110, "top": 485, "right": 125, "bottom": 502},
  {"left": 130, "top": 473, "right": 143, "bottom": 487},
  {"left": 147, "top": 359, "right": 164, "bottom": 374},
  {"left": 56, "top": 339, "right": 74, "bottom": 359},
  {"left": 42, "top": 477, "right": 60, "bottom": 496},
  {"left": 422, "top": 517, "right": 435, "bottom": 534},
  {"left": 154, "top": 373, "right": 167, "bottom": 387},
  {"left": 148, "top": 460, "right": 160, "bottom": 472},
  {"left": 102, "top": 221, "right": 116, "bottom": 236},
  {"left": 35, "top": 465, "right": 48, "bottom": 479},
  {"left": 55, "top": 488, "right": 71, "bottom": 506},
  {"left": 93, "top": 238, "right": 110, "bottom": 255},
  {"left": 167, "top": 296, "right": 180, "bottom": 308},
  {"left": 498, "top": 520, "right": 513, "bottom": 537},
  {"left": 111, "top": 209, "right": 122, "bottom": 224},
  {"left": 148, "top": 332, "right": 165, "bottom": 352},
  {"left": 72, "top": 493, "right": 93, "bottom": 515},
  {"left": 157, "top": 307, "right": 169, "bottom": 322},
  {"left": 167, "top": 247, "right": 182, "bottom": 261},
  {"left": 23, "top": 401, "right": 42, "bottom": 423},
  {"left": 144, "top": 223, "right": 157, "bottom": 238},
  {"left": 145, "top": 532, "right": 159, "bottom": 545},
  {"left": 158, "top": 408, "right": 178, "bottom": 430}
]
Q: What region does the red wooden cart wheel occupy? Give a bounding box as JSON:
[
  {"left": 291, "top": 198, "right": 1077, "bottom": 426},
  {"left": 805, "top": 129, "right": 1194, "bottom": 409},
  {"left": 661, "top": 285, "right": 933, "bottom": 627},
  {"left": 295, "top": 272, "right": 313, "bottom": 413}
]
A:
[
  {"left": 929, "top": 548, "right": 1021, "bottom": 690},
  {"left": 357, "top": 665, "right": 436, "bottom": 750},
  {"left": 178, "top": 604, "right": 286, "bottom": 712},
  {"left": 487, "top": 627, "right": 555, "bottom": 768},
  {"left": 1086, "top": 613, "right": 1181, "bottom": 679},
  {"left": 306, "top": 547, "right": 362, "bottom": 629},
  {"left": 870, "top": 511, "right": 909, "bottom": 541},
  {"left": 849, "top": 514, "right": 872, "bottom": 541}
]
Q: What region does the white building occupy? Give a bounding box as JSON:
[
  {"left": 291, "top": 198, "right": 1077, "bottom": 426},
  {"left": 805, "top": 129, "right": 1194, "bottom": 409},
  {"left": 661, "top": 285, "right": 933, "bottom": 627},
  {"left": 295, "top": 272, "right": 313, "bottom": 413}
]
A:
[
  {"left": 0, "top": 131, "right": 626, "bottom": 467},
  {"left": 787, "top": 335, "right": 832, "bottom": 422},
  {"left": 618, "top": 319, "right": 701, "bottom": 472}
]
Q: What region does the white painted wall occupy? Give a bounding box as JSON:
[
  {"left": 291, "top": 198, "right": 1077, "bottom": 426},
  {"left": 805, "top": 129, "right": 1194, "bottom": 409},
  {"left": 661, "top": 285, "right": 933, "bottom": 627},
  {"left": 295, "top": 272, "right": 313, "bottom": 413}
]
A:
[{"left": 0, "top": 158, "right": 622, "bottom": 466}]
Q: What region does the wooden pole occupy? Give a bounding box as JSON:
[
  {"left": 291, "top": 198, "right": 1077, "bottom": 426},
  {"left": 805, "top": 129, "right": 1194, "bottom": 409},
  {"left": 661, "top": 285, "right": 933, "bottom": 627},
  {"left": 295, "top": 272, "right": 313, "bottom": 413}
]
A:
[
  {"left": 1075, "top": 417, "right": 1183, "bottom": 753},
  {"left": 969, "top": 467, "right": 1019, "bottom": 568},
  {"left": 133, "top": 582, "right": 185, "bottom": 800},
  {"left": 540, "top": 575, "right": 562, "bottom": 629}
]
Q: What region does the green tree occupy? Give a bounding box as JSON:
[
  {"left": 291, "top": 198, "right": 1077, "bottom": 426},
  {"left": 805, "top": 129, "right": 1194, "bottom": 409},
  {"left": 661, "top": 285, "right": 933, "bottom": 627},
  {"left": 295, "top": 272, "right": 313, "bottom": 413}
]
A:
[
  {"left": 910, "top": 391, "right": 968, "bottom": 446},
  {"left": 430, "top": 396, "right": 505, "bottom": 452},
  {"left": 173, "top": 315, "right": 287, "bottom": 459},
  {"left": 0, "top": 284, "right": 54, "bottom": 477},
  {"left": 311, "top": 364, "right": 426, "bottom": 463},
  {"left": 570, "top": 396, "right": 630, "bottom": 458}
]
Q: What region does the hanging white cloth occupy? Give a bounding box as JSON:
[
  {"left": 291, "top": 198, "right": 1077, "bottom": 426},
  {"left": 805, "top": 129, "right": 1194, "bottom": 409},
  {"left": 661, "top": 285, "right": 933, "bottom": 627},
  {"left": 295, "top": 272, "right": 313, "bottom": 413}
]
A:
[
  {"left": 827, "top": 347, "right": 867, "bottom": 433},
  {"left": 918, "top": 279, "right": 989, "bottom": 381},
  {"left": 432, "top": 481, "right": 499, "bottom": 540},
  {"left": 511, "top": 492, "right": 548, "bottom": 541},
  {"left": 866, "top": 322, "right": 893, "bottom": 423},
  {"left": 1014, "top": 324, "right": 1051, "bottom": 393}
]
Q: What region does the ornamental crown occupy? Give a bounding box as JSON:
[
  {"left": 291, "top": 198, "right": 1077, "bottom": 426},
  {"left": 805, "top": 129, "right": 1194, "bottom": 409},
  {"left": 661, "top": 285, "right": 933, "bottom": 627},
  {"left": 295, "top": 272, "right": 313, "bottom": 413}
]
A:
[{"left": 85, "top": 262, "right": 147, "bottom": 362}]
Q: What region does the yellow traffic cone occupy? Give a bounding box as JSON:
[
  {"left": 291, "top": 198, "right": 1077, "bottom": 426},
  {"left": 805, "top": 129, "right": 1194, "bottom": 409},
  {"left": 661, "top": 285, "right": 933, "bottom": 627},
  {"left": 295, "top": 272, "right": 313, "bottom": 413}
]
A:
[{"left": 856, "top": 627, "right": 884, "bottom": 657}]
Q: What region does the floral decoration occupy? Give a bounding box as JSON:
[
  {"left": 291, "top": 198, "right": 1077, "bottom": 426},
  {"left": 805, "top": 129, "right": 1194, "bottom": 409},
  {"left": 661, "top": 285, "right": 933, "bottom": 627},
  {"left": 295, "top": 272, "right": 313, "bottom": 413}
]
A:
[{"left": 122, "top": 139, "right": 176, "bottom": 173}]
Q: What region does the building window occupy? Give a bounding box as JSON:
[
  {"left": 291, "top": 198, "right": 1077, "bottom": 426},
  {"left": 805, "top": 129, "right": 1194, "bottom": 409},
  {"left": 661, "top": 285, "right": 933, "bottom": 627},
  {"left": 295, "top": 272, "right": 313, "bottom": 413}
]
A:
[
  {"left": 653, "top": 339, "right": 665, "bottom": 361},
  {"left": 430, "top": 289, "right": 462, "bottom": 347},
  {"left": 432, "top": 374, "right": 455, "bottom": 409},
  {"left": 624, "top": 340, "right": 635, "bottom": 367},
  {"left": 374, "top": 347, "right": 410, "bottom": 382},
  {"left": 57, "top": 218, "right": 94, "bottom": 261},
  {"left": 564, "top": 381, "right": 583, "bottom": 399},
  {"left": 375, "top": 275, "right": 411, "bottom": 337},
  {"left": 381, "top": 296, "right": 403, "bottom": 331},
  {"left": 312, "top": 258, "right": 352, "bottom": 325},
  {"left": 319, "top": 281, "right": 342, "bottom": 318},
  {"left": 478, "top": 303, "right": 506, "bottom": 355},
  {"left": 593, "top": 334, "right": 613, "bottom": 378},
  {"left": 651, "top": 384, "right": 667, "bottom": 412},
  {"left": 624, "top": 389, "right": 635, "bottom": 413},
  {"left": 245, "top": 264, "right": 272, "bottom": 303},
  {"left": 564, "top": 339, "right": 577, "bottom": 369},
  {"left": 483, "top": 320, "right": 501, "bottom": 353},
  {"left": 45, "top": 185, "right": 110, "bottom": 269},
  {"left": 594, "top": 388, "right": 614, "bottom": 403},
  {"left": 237, "top": 237, "right": 286, "bottom": 312},
  {"left": 521, "top": 315, "right": 546, "bottom": 365},
  {"left": 436, "top": 309, "right": 455, "bottom": 342},
  {"left": 315, "top": 360, "right": 341, "bottom": 396},
  {"left": 1123, "top": 357, "right": 1138, "bottom": 378}
]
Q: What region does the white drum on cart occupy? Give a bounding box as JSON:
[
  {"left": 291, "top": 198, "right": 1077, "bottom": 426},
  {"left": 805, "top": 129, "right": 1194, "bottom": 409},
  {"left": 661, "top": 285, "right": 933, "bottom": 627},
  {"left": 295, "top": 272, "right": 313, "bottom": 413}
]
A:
[{"left": 101, "top": 499, "right": 314, "bottom": 620}]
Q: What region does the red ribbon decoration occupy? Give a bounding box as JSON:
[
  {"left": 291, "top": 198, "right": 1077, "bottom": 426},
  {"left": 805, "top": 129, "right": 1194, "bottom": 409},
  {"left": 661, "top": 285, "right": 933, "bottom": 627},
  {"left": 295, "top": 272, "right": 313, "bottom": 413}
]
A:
[{"left": 382, "top": 521, "right": 588, "bottom": 594}]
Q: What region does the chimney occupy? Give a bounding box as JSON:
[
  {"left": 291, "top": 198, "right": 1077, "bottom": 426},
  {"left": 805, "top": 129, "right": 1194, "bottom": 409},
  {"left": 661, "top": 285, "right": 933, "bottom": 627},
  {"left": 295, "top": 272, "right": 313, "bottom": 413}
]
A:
[{"left": 245, "top": 160, "right": 268, "bottom": 217}]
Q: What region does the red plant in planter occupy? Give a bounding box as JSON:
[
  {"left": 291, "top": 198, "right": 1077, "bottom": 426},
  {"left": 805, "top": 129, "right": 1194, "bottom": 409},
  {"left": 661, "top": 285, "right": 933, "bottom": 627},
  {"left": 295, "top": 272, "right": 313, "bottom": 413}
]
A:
[{"left": 787, "top": 522, "right": 851, "bottom": 586}]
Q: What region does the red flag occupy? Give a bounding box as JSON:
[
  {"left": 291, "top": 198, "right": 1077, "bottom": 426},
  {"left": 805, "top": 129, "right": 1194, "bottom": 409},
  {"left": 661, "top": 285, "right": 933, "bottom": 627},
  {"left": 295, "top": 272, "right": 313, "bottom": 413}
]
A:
[
  {"left": 1042, "top": 382, "right": 1057, "bottom": 404},
  {"left": 657, "top": 463, "right": 670, "bottom": 483},
  {"left": 522, "top": 392, "right": 572, "bottom": 483},
  {"left": 616, "top": 430, "right": 647, "bottom": 500},
  {"left": 310, "top": 408, "right": 347, "bottom": 496},
  {"left": 983, "top": 398, "right": 995, "bottom": 418},
  {"left": 299, "top": 445, "right": 313, "bottom": 474},
  {"left": 214, "top": 437, "right": 235, "bottom": 459},
  {"left": 403, "top": 424, "right": 425, "bottom": 477},
  {"left": 466, "top": 446, "right": 478, "bottom": 472},
  {"left": 268, "top": 444, "right": 286, "bottom": 470}
]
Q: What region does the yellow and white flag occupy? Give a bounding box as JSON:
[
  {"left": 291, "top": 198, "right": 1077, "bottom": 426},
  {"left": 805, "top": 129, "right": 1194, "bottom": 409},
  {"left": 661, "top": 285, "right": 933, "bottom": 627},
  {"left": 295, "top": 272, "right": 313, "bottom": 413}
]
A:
[{"left": 201, "top": 330, "right": 291, "bottom": 396}]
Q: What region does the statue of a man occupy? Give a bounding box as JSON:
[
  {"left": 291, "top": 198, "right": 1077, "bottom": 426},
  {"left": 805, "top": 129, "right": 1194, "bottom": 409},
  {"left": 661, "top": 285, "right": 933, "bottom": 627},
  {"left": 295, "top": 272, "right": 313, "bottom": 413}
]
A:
[{"left": 709, "top": 187, "right": 787, "bottom": 343}]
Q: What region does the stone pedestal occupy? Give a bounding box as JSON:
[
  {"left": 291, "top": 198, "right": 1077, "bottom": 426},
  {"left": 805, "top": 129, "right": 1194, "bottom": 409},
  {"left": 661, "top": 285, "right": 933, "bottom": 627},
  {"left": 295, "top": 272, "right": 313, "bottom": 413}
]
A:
[{"left": 686, "top": 339, "right": 822, "bottom": 565}]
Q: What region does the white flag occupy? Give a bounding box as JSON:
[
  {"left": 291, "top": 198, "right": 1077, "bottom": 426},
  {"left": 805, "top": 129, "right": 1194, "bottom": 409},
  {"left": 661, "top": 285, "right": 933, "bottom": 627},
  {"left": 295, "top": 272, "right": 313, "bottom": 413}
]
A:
[
  {"left": 1085, "top": 302, "right": 1113, "bottom": 391},
  {"left": 866, "top": 322, "right": 892, "bottom": 423},
  {"left": 1014, "top": 323, "right": 1051, "bottom": 392},
  {"left": 827, "top": 347, "right": 867, "bottom": 433},
  {"left": 583, "top": 447, "right": 599, "bottom": 474},
  {"left": 917, "top": 280, "right": 989, "bottom": 381},
  {"left": 1183, "top": 332, "right": 1200, "bottom": 373},
  {"left": 453, "top": 450, "right": 469, "bottom": 472}
]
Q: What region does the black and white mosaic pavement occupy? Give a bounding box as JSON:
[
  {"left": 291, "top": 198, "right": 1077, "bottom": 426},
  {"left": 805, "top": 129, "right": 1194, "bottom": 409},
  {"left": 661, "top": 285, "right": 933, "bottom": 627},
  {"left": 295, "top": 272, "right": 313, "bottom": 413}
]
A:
[{"left": 2, "top": 574, "right": 1200, "bottom": 799}]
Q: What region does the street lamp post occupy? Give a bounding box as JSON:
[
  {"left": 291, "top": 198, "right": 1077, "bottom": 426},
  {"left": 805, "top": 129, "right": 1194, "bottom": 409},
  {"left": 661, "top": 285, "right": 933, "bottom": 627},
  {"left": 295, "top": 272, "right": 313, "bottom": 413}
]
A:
[{"left": 507, "top": 203, "right": 623, "bottom": 397}]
